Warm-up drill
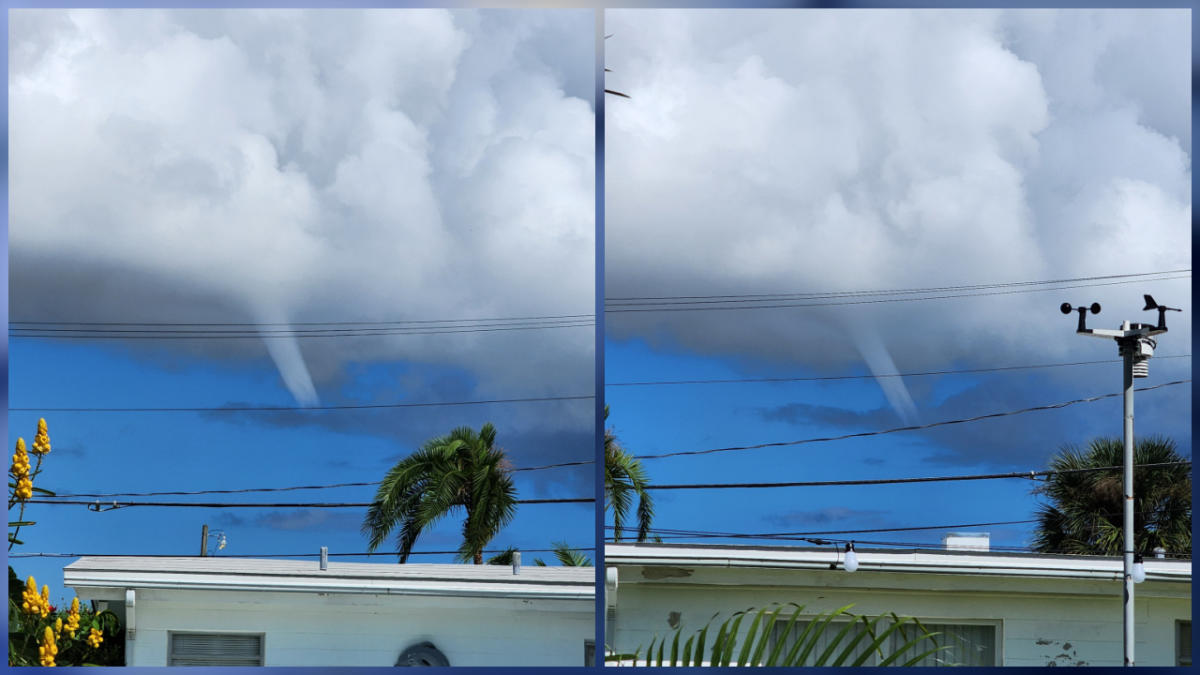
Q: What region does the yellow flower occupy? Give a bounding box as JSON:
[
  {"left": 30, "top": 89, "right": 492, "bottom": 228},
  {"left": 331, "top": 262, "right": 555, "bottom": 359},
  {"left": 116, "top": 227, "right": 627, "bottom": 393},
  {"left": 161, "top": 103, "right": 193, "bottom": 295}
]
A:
[
  {"left": 39, "top": 626, "right": 58, "bottom": 666},
  {"left": 86, "top": 627, "right": 104, "bottom": 649},
  {"left": 32, "top": 419, "right": 51, "bottom": 456},
  {"left": 41, "top": 585, "right": 51, "bottom": 617},
  {"left": 54, "top": 617, "right": 63, "bottom": 637},
  {"left": 65, "top": 598, "right": 81, "bottom": 637},
  {"left": 15, "top": 477, "right": 33, "bottom": 501},
  {"left": 11, "top": 438, "right": 33, "bottom": 501},
  {"left": 11, "top": 438, "right": 30, "bottom": 474},
  {"left": 21, "top": 577, "right": 41, "bottom": 615}
]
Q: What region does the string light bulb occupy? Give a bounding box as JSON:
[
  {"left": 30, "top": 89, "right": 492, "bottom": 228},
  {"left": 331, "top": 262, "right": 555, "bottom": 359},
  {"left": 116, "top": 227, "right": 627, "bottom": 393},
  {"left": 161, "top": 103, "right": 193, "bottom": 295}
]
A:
[
  {"left": 843, "top": 542, "right": 858, "bottom": 573},
  {"left": 1131, "top": 554, "right": 1146, "bottom": 584}
]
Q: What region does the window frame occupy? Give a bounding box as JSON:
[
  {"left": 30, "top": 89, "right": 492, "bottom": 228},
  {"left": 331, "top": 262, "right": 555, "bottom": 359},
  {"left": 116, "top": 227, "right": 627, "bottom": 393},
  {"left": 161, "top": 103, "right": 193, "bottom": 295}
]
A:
[
  {"left": 1177, "top": 620, "right": 1192, "bottom": 667},
  {"left": 768, "top": 615, "right": 1002, "bottom": 667}
]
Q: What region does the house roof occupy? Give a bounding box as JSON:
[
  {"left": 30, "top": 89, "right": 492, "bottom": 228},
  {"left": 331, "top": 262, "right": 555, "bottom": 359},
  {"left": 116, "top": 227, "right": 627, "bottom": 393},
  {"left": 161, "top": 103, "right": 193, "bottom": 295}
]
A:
[
  {"left": 605, "top": 543, "right": 1192, "bottom": 583},
  {"left": 64, "top": 556, "right": 595, "bottom": 601}
]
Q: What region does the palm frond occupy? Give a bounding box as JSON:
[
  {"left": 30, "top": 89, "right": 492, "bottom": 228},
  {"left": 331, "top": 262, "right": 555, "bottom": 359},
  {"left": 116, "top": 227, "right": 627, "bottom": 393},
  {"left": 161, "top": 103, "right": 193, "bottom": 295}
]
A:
[{"left": 608, "top": 603, "right": 943, "bottom": 667}]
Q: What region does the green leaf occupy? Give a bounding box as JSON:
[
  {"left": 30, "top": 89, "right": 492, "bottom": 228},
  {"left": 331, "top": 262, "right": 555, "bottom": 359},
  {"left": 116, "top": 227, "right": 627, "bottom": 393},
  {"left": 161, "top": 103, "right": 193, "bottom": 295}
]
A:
[
  {"left": 814, "top": 614, "right": 858, "bottom": 665},
  {"left": 693, "top": 613, "right": 716, "bottom": 666},
  {"left": 32, "top": 487, "right": 56, "bottom": 496},
  {"left": 719, "top": 609, "right": 748, "bottom": 666},
  {"left": 851, "top": 613, "right": 897, "bottom": 666},
  {"left": 8, "top": 521, "right": 36, "bottom": 527},
  {"left": 766, "top": 603, "right": 805, "bottom": 666},
  {"left": 709, "top": 621, "right": 728, "bottom": 666},
  {"left": 736, "top": 606, "right": 767, "bottom": 666}
]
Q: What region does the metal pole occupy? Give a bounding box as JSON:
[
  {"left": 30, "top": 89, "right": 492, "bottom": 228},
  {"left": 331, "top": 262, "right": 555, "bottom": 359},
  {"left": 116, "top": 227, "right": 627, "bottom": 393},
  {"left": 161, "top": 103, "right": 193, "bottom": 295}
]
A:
[
  {"left": 200, "top": 524, "right": 209, "bottom": 557},
  {"left": 1121, "top": 341, "right": 1135, "bottom": 667}
]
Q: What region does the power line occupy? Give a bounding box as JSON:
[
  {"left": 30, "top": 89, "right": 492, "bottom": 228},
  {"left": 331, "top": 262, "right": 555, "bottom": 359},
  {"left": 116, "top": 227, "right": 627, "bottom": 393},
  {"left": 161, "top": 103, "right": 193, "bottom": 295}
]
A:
[
  {"left": 510, "top": 458, "right": 594, "bottom": 473},
  {"left": 609, "top": 504, "right": 1192, "bottom": 541},
  {"left": 11, "top": 312, "right": 595, "bottom": 327},
  {"left": 606, "top": 269, "right": 1188, "bottom": 302},
  {"left": 607, "top": 355, "right": 1191, "bottom": 387},
  {"left": 608, "top": 520, "right": 1040, "bottom": 537},
  {"left": 9, "top": 546, "right": 596, "bottom": 559},
  {"left": 11, "top": 393, "right": 594, "bottom": 413},
  {"left": 11, "top": 320, "right": 593, "bottom": 335},
  {"left": 49, "top": 459, "right": 595, "bottom": 498},
  {"left": 642, "top": 461, "right": 1192, "bottom": 492},
  {"left": 634, "top": 379, "right": 1190, "bottom": 461},
  {"left": 605, "top": 274, "right": 1190, "bottom": 314},
  {"left": 48, "top": 461, "right": 1186, "bottom": 500},
  {"left": 10, "top": 320, "right": 594, "bottom": 340},
  {"left": 603, "top": 532, "right": 1192, "bottom": 559},
  {"left": 26, "top": 497, "right": 594, "bottom": 509}
]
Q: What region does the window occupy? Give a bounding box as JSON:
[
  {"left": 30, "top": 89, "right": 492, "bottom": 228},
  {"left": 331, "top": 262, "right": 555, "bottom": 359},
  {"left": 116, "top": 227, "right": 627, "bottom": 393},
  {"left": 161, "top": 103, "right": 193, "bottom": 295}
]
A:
[
  {"left": 1178, "top": 621, "right": 1192, "bottom": 667},
  {"left": 168, "top": 632, "right": 264, "bottom": 666},
  {"left": 898, "top": 623, "right": 996, "bottom": 667},
  {"left": 770, "top": 619, "right": 997, "bottom": 666}
]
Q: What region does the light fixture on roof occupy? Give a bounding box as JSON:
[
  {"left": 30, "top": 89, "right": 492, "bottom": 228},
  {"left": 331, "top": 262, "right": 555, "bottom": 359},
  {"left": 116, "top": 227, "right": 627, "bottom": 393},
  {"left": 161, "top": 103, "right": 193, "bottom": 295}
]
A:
[
  {"left": 1131, "top": 554, "right": 1146, "bottom": 584},
  {"left": 843, "top": 542, "right": 858, "bottom": 573}
]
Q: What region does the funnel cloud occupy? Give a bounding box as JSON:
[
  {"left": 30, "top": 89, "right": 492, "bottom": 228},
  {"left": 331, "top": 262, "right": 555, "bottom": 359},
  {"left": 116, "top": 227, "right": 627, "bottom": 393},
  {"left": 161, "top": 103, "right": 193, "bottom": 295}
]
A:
[{"left": 10, "top": 9, "right": 595, "bottom": 418}]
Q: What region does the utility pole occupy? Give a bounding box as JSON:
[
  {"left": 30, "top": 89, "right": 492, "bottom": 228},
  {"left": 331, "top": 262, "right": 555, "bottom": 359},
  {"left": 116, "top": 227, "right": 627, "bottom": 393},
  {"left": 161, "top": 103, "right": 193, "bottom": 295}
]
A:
[
  {"left": 1061, "top": 295, "right": 1179, "bottom": 667},
  {"left": 200, "top": 524, "right": 209, "bottom": 557}
]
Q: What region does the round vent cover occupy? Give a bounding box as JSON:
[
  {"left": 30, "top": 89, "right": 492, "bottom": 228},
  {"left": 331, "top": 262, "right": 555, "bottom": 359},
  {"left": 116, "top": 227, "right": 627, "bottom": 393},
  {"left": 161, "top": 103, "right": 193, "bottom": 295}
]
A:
[{"left": 396, "top": 642, "right": 449, "bottom": 667}]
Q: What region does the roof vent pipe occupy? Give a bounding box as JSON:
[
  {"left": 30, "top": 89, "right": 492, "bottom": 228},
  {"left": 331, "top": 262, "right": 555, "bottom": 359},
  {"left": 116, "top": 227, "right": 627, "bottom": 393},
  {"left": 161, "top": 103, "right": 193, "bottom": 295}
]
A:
[
  {"left": 512, "top": 551, "right": 521, "bottom": 575},
  {"left": 320, "top": 546, "right": 328, "bottom": 571}
]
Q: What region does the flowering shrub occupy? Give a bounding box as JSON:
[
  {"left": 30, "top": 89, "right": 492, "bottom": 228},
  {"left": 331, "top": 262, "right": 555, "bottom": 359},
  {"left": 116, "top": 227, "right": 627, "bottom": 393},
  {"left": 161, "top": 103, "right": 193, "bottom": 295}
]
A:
[
  {"left": 8, "top": 420, "right": 124, "bottom": 666},
  {"left": 8, "top": 571, "right": 121, "bottom": 666}
]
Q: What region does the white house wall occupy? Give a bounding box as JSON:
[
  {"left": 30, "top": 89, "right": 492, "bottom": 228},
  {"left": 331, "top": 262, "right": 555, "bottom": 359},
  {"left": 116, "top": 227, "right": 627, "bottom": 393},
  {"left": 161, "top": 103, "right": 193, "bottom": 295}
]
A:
[
  {"left": 124, "top": 587, "right": 592, "bottom": 667},
  {"left": 608, "top": 566, "right": 1188, "bottom": 667}
]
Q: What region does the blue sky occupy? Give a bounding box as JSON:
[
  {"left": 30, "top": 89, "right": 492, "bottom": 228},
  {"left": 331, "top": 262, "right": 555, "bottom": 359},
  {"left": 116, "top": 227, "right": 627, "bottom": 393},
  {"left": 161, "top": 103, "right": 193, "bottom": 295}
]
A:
[
  {"left": 10, "top": 340, "right": 594, "bottom": 603},
  {"left": 7, "top": 8, "right": 596, "bottom": 604},
  {"left": 603, "top": 8, "right": 1191, "bottom": 554},
  {"left": 605, "top": 328, "right": 1191, "bottom": 553}
]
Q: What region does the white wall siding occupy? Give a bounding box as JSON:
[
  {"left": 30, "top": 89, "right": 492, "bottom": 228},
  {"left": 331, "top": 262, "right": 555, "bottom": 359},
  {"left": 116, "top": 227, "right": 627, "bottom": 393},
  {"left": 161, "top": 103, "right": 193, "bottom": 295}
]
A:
[
  {"left": 608, "top": 565, "right": 1188, "bottom": 667},
  {"left": 125, "top": 588, "right": 591, "bottom": 667}
]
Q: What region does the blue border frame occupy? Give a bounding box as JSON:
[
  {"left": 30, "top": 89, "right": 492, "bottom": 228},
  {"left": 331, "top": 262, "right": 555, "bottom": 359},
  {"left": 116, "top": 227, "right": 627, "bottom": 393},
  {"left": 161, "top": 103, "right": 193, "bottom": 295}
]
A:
[{"left": 3, "top": 2, "right": 1196, "bottom": 673}]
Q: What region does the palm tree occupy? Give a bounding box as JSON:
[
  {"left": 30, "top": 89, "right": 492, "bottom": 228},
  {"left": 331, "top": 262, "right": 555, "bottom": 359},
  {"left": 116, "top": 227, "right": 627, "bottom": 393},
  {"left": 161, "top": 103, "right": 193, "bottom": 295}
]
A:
[
  {"left": 604, "top": 406, "right": 654, "bottom": 542},
  {"left": 1032, "top": 436, "right": 1191, "bottom": 556},
  {"left": 536, "top": 541, "right": 592, "bottom": 567},
  {"left": 485, "top": 542, "right": 591, "bottom": 566},
  {"left": 363, "top": 423, "right": 517, "bottom": 564}
]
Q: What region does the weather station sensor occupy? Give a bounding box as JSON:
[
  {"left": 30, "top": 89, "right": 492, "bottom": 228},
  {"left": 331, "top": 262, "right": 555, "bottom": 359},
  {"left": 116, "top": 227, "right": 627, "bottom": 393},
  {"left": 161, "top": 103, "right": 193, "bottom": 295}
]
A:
[
  {"left": 1060, "top": 294, "right": 1182, "bottom": 667},
  {"left": 1061, "top": 295, "right": 1176, "bottom": 378}
]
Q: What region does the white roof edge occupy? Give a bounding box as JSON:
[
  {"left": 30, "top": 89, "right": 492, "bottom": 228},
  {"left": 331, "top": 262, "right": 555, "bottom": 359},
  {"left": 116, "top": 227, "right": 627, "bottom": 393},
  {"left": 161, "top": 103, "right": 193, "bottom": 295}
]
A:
[
  {"left": 64, "top": 557, "right": 595, "bottom": 601},
  {"left": 605, "top": 544, "right": 1191, "bottom": 582}
]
